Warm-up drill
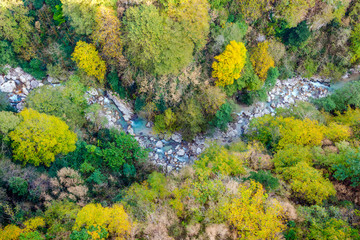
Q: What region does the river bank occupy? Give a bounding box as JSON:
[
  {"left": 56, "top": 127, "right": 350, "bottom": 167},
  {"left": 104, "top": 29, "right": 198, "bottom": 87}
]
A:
[{"left": 1, "top": 65, "right": 360, "bottom": 172}]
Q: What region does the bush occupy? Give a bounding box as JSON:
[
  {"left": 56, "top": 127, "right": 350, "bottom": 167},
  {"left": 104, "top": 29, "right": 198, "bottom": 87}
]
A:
[
  {"left": 250, "top": 41, "right": 275, "bottom": 81},
  {"left": 196, "top": 143, "right": 246, "bottom": 176},
  {"left": 8, "top": 177, "right": 28, "bottom": 197},
  {"left": 281, "top": 21, "right": 311, "bottom": 47},
  {"left": 246, "top": 170, "right": 280, "bottom": 192},
  {"left": 273, "top": 144, "right": 313, "bottom": 173},
  {"left": 350, "top": 23, "right": 360, "bottom": 63},
  {"left": 21, "top": 59, "right": 47, "bottom": 80},
  {"left": 313, "top": 81, "right": 360, "bottom": 112},
  {"left": 333, "top": 149, "right": 360, "bottom": 187},
  {"left": 211, "top": 101, "right": 234, "bottom": 131},
  {"left": 0, "top": 40, "right": 17, "bottom": 66},
  {"left": 282, "top": 161, "right": 336, "bottom": 204}
]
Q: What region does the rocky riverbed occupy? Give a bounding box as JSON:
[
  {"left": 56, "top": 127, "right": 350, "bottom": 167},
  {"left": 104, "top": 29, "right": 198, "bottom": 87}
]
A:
[{"left": 1, "top": 65, "right": 360, "bottom": 172}]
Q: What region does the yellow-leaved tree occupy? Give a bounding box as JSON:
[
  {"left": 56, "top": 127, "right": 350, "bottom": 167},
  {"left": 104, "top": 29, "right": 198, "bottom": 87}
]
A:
[
  {"left": 166, "top": 0, "right": 210, "bottom": 50},
  {"left": 227, "top": 181, "right": 285, "bottom": 239},
  {"left": 73, "top": 203, "right": 131, "bottom": 239},
  {"left": 212, "top": 40, "right": 247, "bottom": 87},
  {"left": 250, "top": 41, "right": 275, "bottom": 81},
  {"left": 9, "top": 109, "right": 77, "bottom": 167},
  {"left": 72, "top": 41, "right": 106, "bottom": 84},
  {"left": 92, "top": 6, "right": 123, "bottom": 65}
]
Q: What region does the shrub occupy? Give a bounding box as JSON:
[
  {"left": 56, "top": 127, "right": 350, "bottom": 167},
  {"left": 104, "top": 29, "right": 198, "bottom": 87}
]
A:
[
  {"left": 281, "top": 21, "right": 311, "bottom": 47},
  {"left": 9, "top": 109, "right": 77, "bottom": 167},
  {"left": 308, "top": 218, "right": 360, "bottom": 240},
  {"left": 282, "top": 161, "right": 336, "bottom": 204},
  {"left": 324, "top": 123, "right": 351, "bottom": 142},
  {"left": 333, "top": 149, "right": 360, "bottom": 187},
  {"left": 0, "top": 111, "right": 21, "bottom": 135},
  {"left": 350, "top": 23, "right": 360, "bottom": 63},
  {"left": 211, "top": 101, "right": 234, "bottom": 131},
  {"left": 226, "top": 181, "right": 285, "bottom": 239},
  {"left": 0, "top": 40, "right": 17, "bottom": 66},
  {"left": 8, "top": 177, "right": 28, "bottom": 197},
  {"left": 246, "top": 170, "right": 280, "bottom": 192},
  {"left": 195, "top": 143, "right": 246, "bottom": 176},
  {"left": 313, "top": 81, "right": 360, "bottom": 112},
  {"left": 273, "top": 144, "right": 313, "bottom": 173},
  {"left": 212, "top": 40, "right": 247, "bottom": 87}
]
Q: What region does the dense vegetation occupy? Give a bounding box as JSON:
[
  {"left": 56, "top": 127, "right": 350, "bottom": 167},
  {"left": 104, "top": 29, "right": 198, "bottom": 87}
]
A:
[{"left": 1, "top": 0, "right": 360, "bottom": 239}]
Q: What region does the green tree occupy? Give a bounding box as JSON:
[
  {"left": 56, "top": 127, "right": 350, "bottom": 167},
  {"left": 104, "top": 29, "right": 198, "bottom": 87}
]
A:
[
  {"left": 0, "top": 0, "right": 35, "bottom": 60},
  {"left": 123, "top": 5, "right": 194, "bottom": 75},
  {"left": 26, "top": 84, "right": 87, "bottom": 129},
  {"left": 60, "top": 0, "right": 116, "bottom": 35},
  {"left": 9, "top": 109, "right": 77, "bottom": 167},
  {"left": 165, "top": 0, "right": 210, "bottom": 50}
]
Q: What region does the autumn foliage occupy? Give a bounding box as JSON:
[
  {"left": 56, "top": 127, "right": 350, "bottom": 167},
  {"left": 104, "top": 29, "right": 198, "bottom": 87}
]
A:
[
  {"left": 250, "top": 41, "right": 275, "bottom": 81},
  {"left": 9, "top": 109, "right": 77, "bottom": 167},
  {"left": 212, "top": 40, "right": 247, "bottom": 87},
  {"left": 72, "top": 40, "right": 107, "bottom": 84}
]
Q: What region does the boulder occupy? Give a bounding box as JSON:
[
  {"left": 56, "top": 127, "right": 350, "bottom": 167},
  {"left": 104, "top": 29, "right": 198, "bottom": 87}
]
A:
[
  {"left": 0, "top": 81, "right": 16, "bottom": 92},
  {"left": 171, "top": 133, "right": 182, "bottom": 143},
  {"left": 177, "top": 149, "right": 185, "bottom": 156},
  {"left": 107, "top": 91, "right": 133, "bottom": 121},
  {"left": 155, "top": 141, "right": 163, "bottom": 148},
  {"left": 0, "top": 76, "right": 4, "bottom": 85}
]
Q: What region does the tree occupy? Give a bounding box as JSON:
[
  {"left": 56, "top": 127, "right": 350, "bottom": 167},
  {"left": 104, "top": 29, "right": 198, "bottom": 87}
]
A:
[
  {"left": 73, "top": 203, "right": 131, "bottom": 239},
  {"left": 350, "top": 23, "right": 360, "bottom": 63},
  {"left": 123, "top": 5, "right": 194, "bottom": 75},
  {"left": 212, "top": 40, "right": 247, "bottom": 87},
  {"left": 9, "top": 109, "right": 77, "bottom": 167},
  {"left": 227, "top": 181, "right": 286, "bottom": 239},
  {"left": 250, "top": 41, "right": 275, "bottom": 81},
  {"left": 0, "top": 111, "right": 21, "bottom": 135},
  {"left": 276, "top": 0, "right": 316, "bottom": 27},
  {"left": 177, "top": 98, "right": 206, "bottom": 141},
  {"left": 92, "top": 6, "right": 123, "bottom": 65},
  {"left": 235, "top": 0, "right": 270, "bottom": 22},
  {"left": 26, "top": 85, "right": 86, "bottom": 129},
  {"left": 0, "top": 0, "right": 35, "bottom": 60},
  {"left": 60, "top": 0, "right": 116, "bottom": 35},
  {"left": 282, "top": 161, "right": 336, "bottom": 204},
  {"left": 72, "top": 41, "right": 106, "bottom": 84},
  {"left": 165, "top": 0, "right": 210, "bottom": 50}
]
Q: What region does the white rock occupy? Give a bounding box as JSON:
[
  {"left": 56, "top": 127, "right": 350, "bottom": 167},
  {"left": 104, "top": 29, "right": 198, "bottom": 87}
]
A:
[
  {"left": 177, "top": 149, "right": 185, "bottom": 156},
  {"left": 168, "top": 149, "right": 173, "bottom": 155},
  {"left": 107, "top": 91, "right": 133, "bottom": 122},
  {"left": 0, "top": 81, "right": 16, "bottom": 92},
  {"left": 30, "top": 80, "right": 39, "bottom": 89},
  {"left": 171, "top": 133, "right": 182, "bottom": 143},
  {"left": 22, "top": 87, "right": 29, "bottom": 95},
  {"left": 87, "top": 88, "right": 98, "bottom": 96},
  {"left": 196, "top": 148, "right": 202, "bottom": 155},
  {"left": 0, "top": 76, "right": 4, "bottom": 85},
  {"left": 155, "top": 141, "right": 163, "bottom": 148},
  {"left": 146, "top": 122, "right": 151, "bottom": 128},
  {"left": 19, "top": 75, "right": 27, "bottom": 83},
  {"left": 128, "top": 128, "right": 135, "bottom": 136},
  {"left": 167, "top": 165, "right": 173, "bottom": 172}
]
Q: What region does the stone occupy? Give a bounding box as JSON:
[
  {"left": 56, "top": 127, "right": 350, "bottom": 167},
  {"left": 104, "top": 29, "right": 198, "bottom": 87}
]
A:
[
  {"left": 177, "top": 149, "right": 185, "bottom": 156},
  {"left": 168, "top": 149, "right": 173, "bottom": 155},
  {"left": 107, "top": 91, "right": 133, "bottom": 122},
  {"left": 196, "top": 148, "right": 202, "bottom": 155},
  {"left": 47, "top": 76, "right": 60, "bottom": 84},
  {"left": 87, "top": 88, "right": 98, "bottom": 96},
  {"left": 167, "top": 165, "right": 174, "bottom": 172},
  {"left": 22, "top": 87, "right": 29, "bottom": 95},
  {"left": 171, "top": 133, "right": 182, "bottom": 143},
  {"left": 128, "top": 128, "right": 135, "bottom": 136},
  {"left": 146, "top": 122, "right": 151, "bottom": 128},
  {"left": 155, "top": 141, "right": 163, "bottom": 148},
  {"left": 0, "top": 76, "right": 4, "bottom": 85},
  {"left": 0, "top": 81, "right": 16, "bottom": 92},
  {"left": 30, "top": 80, "right": 39, "bottom": 89},
  {"left": 19, "top": 75, "right": 27, "bottom": 83}
]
